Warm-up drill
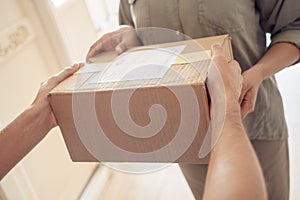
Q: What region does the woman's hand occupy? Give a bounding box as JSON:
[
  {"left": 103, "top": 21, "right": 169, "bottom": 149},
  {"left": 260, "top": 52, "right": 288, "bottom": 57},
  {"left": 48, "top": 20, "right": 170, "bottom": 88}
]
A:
[
  {"left": 239, "top": 67, "right": 264, "bottom": 118},
  {"left": 0, "top": 63, "right": 82, "bottom": 180},
  {"left": 86, "top": 25, "right": 141, "bottom": 62},
  {"left": 32, "top": 63, "right": 83, "bottom": 131}
]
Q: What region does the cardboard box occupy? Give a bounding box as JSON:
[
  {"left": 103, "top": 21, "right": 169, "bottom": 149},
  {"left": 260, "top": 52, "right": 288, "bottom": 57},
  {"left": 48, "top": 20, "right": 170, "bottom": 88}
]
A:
[{"left": 50, "top": 35, "right": 233, "bottom": 163}]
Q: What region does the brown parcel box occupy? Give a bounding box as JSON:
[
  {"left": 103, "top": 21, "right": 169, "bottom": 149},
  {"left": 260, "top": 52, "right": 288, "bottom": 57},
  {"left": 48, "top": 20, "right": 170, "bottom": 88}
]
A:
[{"left": 49, "top": 35, "right": 233, "bottom": 164}]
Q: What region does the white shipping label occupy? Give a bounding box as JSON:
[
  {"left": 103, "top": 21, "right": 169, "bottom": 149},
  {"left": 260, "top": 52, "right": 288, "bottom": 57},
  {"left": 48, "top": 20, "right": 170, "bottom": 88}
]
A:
[{"left": 89, "top": 45, "right": 186, "bottom": 83}]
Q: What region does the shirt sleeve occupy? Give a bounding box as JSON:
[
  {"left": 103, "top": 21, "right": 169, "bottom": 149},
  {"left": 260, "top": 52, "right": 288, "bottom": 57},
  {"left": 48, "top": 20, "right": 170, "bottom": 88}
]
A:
[
  {"left": 119, "top": 0, "right": 134, "bottom": 26},
  {"left": 256, "top": 0, "right": 300, "bottom": 49}
]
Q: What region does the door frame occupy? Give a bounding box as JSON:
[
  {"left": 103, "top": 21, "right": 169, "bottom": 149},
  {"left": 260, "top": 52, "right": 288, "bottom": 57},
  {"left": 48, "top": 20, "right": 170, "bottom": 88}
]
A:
[{"left": 22, "top": 0, "right": 73, "bottom": 68}]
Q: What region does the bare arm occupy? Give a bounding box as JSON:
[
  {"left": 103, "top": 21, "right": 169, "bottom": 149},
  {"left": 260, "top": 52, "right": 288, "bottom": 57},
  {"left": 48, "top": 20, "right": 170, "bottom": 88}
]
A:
[
  {"left": 254, "top": 42, "right": 299, "bottom": 79},
  {"left": 203, "top": 44, "right": 267, "bottom": 200},
  {"left": 204, "top": 110, "right": 267, "bottom": 200},
  {"left": 240, "top": 42, "right": 300, "bottom": 118},
  {"left": 0, "top": 64, "right": 82, "bottom": 180}
]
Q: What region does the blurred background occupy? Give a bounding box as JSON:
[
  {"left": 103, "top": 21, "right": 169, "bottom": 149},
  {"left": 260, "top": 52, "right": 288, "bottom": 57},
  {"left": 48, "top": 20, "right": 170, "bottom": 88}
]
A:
[{"left": 0, "top": 0, "right": 299, "bottom": 199}]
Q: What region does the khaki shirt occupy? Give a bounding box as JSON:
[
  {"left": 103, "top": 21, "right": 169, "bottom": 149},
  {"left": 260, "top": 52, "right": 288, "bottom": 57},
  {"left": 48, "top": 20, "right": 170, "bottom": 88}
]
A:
[{"left": 119, "top": 0, "right": 300, "bottom": 140}]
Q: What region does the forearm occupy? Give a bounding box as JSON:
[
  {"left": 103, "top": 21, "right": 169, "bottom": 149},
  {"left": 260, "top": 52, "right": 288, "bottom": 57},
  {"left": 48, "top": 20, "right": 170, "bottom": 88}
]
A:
[
  {"left": 0, "top": 104, "right": 51, "bottom": 180},
  {"left": 0, "top": 64, "right": 80, "bottom": 180},
  {"left": 203, "top": 103, "right": 267, "bottom": 200},
  {"left": 253, "top": 42, "right": 300, "bottom": 80}
]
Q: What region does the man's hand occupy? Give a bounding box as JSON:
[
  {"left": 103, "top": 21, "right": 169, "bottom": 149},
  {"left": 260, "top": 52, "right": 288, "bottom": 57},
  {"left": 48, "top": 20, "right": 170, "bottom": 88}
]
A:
[
  {"left": 86, "top": 26, "right": 141, "bottom": 62},
  {"left": 32, "top": 63, "right": 83, "bottom": 131},
  {"left": 239, "top": 67, "right": 263, "bottom": 118},
  {"left": 208, "top": 43, "right": 243, "bottom": 114},
  {"left": 204, "top": 43, "right": 268, "bottom": 200}
]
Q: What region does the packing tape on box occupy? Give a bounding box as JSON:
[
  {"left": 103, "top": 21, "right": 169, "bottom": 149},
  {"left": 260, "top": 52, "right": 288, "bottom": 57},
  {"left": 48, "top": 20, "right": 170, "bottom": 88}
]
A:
[{"left": 174, "top": 50, "right": 211, "bottom": 64}]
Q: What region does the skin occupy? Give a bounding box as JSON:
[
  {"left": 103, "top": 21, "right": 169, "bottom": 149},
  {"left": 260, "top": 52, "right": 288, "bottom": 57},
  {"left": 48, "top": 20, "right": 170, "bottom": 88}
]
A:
[
  {"left": 0, "top": 63, "right": 82, "bottom": 181},
  {"left": 203, "top": 44, "right": 267, "bottom": 200},
  {"left": 86, "top": 25, "right": 141, "bottom": 62}
]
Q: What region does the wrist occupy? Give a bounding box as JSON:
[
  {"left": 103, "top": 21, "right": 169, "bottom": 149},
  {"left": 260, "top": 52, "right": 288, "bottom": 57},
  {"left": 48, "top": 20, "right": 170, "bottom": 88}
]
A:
[
  {"left": 29, "top": 102, "right": 55, "bottom": 133},
  {"left": 249, "top": 64, "right": 265, "bottom": 81},
  {"left": 226, "top": 99, "right": 241, "bottom": 118},
  {"left": 29, "top": 101, "right": 47, "bottom": 119}
]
